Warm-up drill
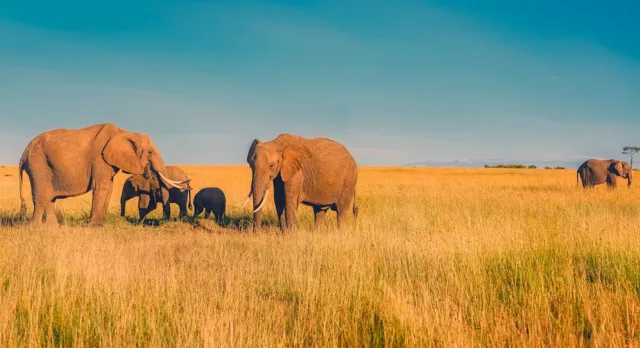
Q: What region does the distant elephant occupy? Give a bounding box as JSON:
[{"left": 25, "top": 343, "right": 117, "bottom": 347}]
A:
[
  {"left": 577, "top": 159, "right": 633, "bottom": 188},
  {"left": 244, "top": 133, "right": 358, "bottom": 232},
  {"left": 120, "top": 166, "right": 193, "bottom": 222},
  {"left": 192, "top": 187, "right": 226, "bottom": 225},
  {"left": 18, "top": 123, "right": 190, "bottom": 226}
]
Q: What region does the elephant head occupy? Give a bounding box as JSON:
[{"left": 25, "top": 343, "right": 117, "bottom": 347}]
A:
[
  {"left": 244, "top": 138, "right": 311, "bottom": 213},
  {"left": 611, "top": 160, "right": 633, "bottom": 187},
  {"left": 102, "top": 132, "right": 190, "bottom": 191},
  {"left": 130, "top": 168, "right": 163, "bottom": 215}
]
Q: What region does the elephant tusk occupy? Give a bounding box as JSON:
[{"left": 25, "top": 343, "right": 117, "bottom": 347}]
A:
[
  {"left": 242, "top": 191, "right": 252, "bottom": 207},
  {"left": 157, "top": 172, "right": 187, "bottom": 189},
  {"left": 253, "top": 189, "right": 269, "bottom": 213}
]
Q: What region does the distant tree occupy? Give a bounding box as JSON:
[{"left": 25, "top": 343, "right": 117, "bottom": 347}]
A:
[
  {"left": 545, "top": 167, "right": 552, "bottom": 169},
  {"left": 528, "top": 165, "right": 537, "bottom": 169},
  {"left": 622, "top": 146, "right": 640, "bottom": 168}
]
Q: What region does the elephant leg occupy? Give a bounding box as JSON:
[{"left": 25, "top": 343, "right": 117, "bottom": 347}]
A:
[
  {"left": 606, "top": 174, "right": 617, "bottom": 189},
  {"left": 583, "top": 171, "right": 592, "bottom": 188},
  {"left": 31, "top": 198, "right": 47, "bottom": 226},
  {"left": 163, "top": 203, "right": 171, "bottom": 220},
  {"left": 273, "top": 178, "right": 286, "bottom": 229},
  {"left": 89, "top": 182, "right": 114, "bottom": 227},
  {"left": 283, "top": 176, "right": 303, "bottom": 232},
  {"left": 193, "top": 206, "right": 202, "bottom": 218},
  {"left": 179, "top": 201, "right": 187, "bottom": 219},
  {"left": 45, "top": 200, "right": 59, "bottom": 227},
  {"left": 336, "top": 194, "right": 355, "bottom": 229},
  {"left": 138, "top": 208, "right": 149, "bottom": 225},
  {"left": 313, "top": 206, "right": 327, "bottom": 230},
  {"left": 120, "top": 196, "right": 127, "bottom": 217},
  {"left": 29, "top": 174, "right": 54, "bottom": 226},
  {"left": 253, "top": 208, "right": 264, "bottom": 232},
  {"left": 336, "top": 206, "right": 347, "bottom": 229},
  {"left": 218, "top": 208, "right": 225, "bottom": 226},
  {"left": 204, "top": 209, "right": 211, "bottom": 219},
  {"left": 284, "top": 200, "right": 299, "bottom": 232}
]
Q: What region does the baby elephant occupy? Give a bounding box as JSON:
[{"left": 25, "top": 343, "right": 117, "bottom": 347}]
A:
[{"left": 193, "top": 187, "right": 226, "bottom": 225}]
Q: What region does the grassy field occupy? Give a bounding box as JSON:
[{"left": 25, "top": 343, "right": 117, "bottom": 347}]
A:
[{"left": 1, "top": 165, "right": 640, "bottom": 347}]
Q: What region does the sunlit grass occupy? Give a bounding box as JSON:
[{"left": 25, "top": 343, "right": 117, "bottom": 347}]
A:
[{"left": 1, "top": 165, "right": 640, "bottom": 346}]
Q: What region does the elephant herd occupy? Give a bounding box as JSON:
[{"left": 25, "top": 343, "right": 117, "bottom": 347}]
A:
[
  {"left": 15, "top": 123, "right": 632, "bottom": 232},
  {"left": 17, "top": 123, "right": 359, "bottom": 232}
]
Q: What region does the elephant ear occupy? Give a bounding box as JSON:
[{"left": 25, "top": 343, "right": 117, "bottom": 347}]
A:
[
  {"left": 103, "top": 134, "right": 145, "bottom": 175},
  {"left": 247, "top": 139, "right": 261, "bottom": 164},
  {"left": 131, "top": 175, "right": 148, "bottom": 191},
  {"left": 612, "top": 161, "right": 624, "bottom": 176},
  {"left": 281, "top": 143, "right": 310, "bottom": 182}
]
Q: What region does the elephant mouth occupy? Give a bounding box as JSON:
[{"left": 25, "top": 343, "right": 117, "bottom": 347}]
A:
[
  {"left": 146, "top": 167, "right": 191, "bottom": 191},
  {"left": 253, "top": 189, "right": 270, "bottom": 213},
  {"left": 142, "top": 164, "right": 153, "bottom": 180}
]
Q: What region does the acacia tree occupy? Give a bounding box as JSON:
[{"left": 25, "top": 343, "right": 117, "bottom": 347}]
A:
[{"left": 622, "top": 146, "right": 640, "bottom": 168}]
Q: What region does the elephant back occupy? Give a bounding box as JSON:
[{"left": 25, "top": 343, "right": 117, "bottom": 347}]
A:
[{"left": 165, "top": 166, "right": 190, "bottom": 182}]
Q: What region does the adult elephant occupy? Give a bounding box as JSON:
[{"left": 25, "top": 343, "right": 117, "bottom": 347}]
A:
[
  {"left": 244, "top": 133, "right": 358, "bottom": 232},
  {"left": 120, "top": 166, "right": 193, "bottom": 222},
  {"left": 577, "top": 159, "right": 633, "bottom": 188},
  {"left": 18, "top": 123, "right": 190, "bottom": 226}
]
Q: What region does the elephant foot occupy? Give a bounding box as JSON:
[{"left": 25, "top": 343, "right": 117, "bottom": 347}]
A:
[
  {"left": 45, "top": 219, "right": 60, "bottom": 228},
  {"left": 283, "top": 222, "right": 298, "bottom": 232},
  {"left": 88, "top": 220, "right": 105, "bottom": 228},
  {"left": 29, "top": 219, "right": 43, "bottom": 227}
]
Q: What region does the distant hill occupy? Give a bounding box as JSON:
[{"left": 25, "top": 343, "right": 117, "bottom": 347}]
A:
[{"left": 405, "top": 159, "right": 586, "bottom": 169}]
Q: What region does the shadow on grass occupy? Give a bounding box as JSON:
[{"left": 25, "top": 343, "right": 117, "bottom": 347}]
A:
[
  {"left": 189, "top": 211, "right": 282, "bottom": 233},
  {"left": 0, "top": 214, "right": 27, "bottom": 227},
  {"left": 1, "top": 209, "right": 286, "bottom": 235}
]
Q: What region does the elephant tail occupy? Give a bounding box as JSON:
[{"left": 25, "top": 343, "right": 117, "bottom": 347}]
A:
[
  {"left": 352, "top": 190, "right": 358, "bottom": 219},
  {"left": 18, "top": 158, "right": 27, "bottom": 217},
  {"left": 188, "top": 183, "right": 193, "bottom": 211}
]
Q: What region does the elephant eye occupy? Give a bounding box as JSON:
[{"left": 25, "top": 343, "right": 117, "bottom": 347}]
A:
[{"left": 270, "top": 163, "right": 275, "bottom": 168}]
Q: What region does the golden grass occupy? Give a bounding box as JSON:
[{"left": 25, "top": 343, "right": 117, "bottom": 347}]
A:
[{"left": 1, "top": 165, "right": 640, "bottom": 347}]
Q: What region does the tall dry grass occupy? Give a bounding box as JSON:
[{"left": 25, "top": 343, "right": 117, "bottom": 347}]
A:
[{"left": 1, "top": 165, "right": 640, "bottom": 347}]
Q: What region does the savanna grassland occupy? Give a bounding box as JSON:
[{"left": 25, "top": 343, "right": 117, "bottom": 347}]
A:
[{"left": 1, "top": 165, "right": 640, "bottom": 347}]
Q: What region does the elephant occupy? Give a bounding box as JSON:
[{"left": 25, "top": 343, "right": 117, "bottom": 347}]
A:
[
  {"left": 120, "top": 166, "right": 193, "bottom": 222},
  {"left": 192, "top": 187, "right": 226, "bottom": 225},
  {"left": 18, "top": 123, "right": 190, "bottom": 226},
  {"left": 244, "top": 133, "right": 358, "bottom": 232},
  {"left": 577, "top": 159, "right": 633, "bottom": 188}
]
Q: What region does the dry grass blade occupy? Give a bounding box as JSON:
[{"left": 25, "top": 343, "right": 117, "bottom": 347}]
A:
[{"left": 1, "top": 165, "right": 640, "bottom": 347}]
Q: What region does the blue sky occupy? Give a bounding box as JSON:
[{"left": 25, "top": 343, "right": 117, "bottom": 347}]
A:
[{"left": 1, "top": 0, "right": 639, "bottom": 166}]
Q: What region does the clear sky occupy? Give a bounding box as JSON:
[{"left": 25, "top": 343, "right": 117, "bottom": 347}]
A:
[{"left": 1, "top": 0, "right": 639, "bottom": 166}]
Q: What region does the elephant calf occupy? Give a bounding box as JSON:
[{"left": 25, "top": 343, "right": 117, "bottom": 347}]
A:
[
  {"left": 120, "top": 166, "right": 193, "bottom": 222},
  {"left": 193, "top": 187, "right": 226, "bottom": 225}
]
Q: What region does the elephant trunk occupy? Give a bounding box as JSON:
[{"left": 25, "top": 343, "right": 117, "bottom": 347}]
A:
[
  {"left": 251, "top": 176, "right": 270, "bottom": 230},
  {"left": 628, "top": 170, "right": 633, "bottom": 187},
  {"left": 252, "top": 177, "right": 270, "bottom": 212},
  {"left": 148, "top": 143, "right": 189, "bottom": 190},
  {"left": 149, "top": 145, "right": 169, "bottom": 180}
]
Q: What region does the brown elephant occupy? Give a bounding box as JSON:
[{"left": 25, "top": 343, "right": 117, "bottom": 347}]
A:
[
  {"left": 244, "top": 133, "right": 358, "bottom": 232},
  {"left": 120, "top": 166, "right": 193, "bottom": 222},
  {"left": 18, "top": 123, "right": 190, "bottom": 226},
  {"left": 577, "top": 159, "right": 633, "bottom": 188}
]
